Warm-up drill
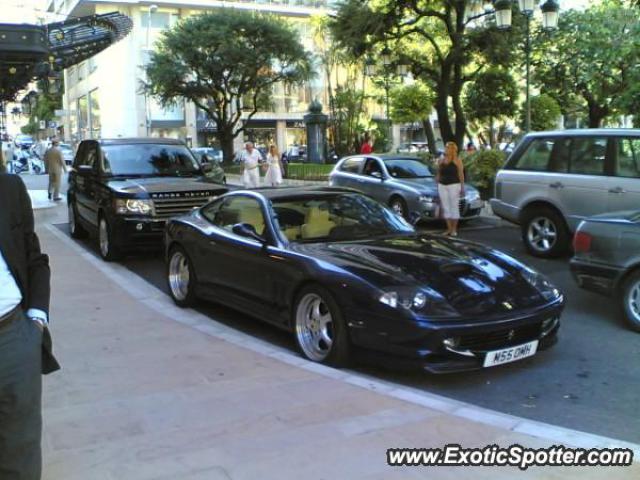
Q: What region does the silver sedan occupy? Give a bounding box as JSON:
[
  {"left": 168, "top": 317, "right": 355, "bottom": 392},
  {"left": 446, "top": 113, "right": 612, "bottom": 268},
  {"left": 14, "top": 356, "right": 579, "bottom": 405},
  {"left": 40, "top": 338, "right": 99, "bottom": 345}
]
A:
[
  {"left": 329, "top": 155, "right": 483, "bottom": 223},
  {"left": 570, "top": 210, "right": 640, "bottom": 332}
]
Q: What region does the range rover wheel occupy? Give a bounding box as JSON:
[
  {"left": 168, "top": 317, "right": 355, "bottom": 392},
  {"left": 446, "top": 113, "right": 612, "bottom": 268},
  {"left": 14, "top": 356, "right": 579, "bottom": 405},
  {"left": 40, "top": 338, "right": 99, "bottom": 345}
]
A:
[
  {"left": 622, "top": 271, "right": 640, "bottom": 332},
  {"left": 167, "top": 246, "right": 198, "bottom": 307},
  {"left": 293, "top": 285, "right": 349, "bottom": 367},
  {"left": 98, "top": 216, "right": 122, "bottom": 262},
  {"left": 68, "top": 199, "right": 87, "bottom": 239},
  {"left": 521, "top": 207, "right": 569, "bottom": 258},
  {"left": 389, "top": 196, "right": 408, "bottom": 220}
]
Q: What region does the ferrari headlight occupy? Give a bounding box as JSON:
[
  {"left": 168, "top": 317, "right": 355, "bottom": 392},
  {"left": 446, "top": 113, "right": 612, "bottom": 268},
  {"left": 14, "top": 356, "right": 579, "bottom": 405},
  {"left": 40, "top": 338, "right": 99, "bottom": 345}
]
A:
[
  {"left": 418, "top": 195, "right": 434, "bottom": 204},
  {"left": 379, "top": 290, "right": 441, "bottom": 312},
  {"left": 467, "top": 190, "right": 480, "bottom": 201},
  {"left": 114, "top": 198, "right": 153, "bottom": 215},
  {"left": 521, "top": 268, "right": 561, "bottom": 301},
  {"left": 379, "top": 291, "right": 398, "bottom": 308}
]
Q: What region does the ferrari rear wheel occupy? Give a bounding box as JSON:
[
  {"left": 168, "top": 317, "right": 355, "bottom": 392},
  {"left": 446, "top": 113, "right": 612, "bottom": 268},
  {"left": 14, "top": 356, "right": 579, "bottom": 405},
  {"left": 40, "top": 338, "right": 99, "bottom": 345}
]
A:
[{"left": 293, "top": 285, "right": 350, "bottom": 367}]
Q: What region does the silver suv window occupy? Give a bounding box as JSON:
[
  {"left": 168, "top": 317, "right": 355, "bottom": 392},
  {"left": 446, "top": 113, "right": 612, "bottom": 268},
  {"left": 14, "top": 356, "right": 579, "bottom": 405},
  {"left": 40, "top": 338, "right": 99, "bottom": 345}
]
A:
[
  {"left": 514, "top": 138, "right": 569, "bottom": 172},
  {"left": 615, "top": 137, "right": 640, "bottom": 178},
  {"left": 569, "top": 137, "right": 607, "bottom": 175}
]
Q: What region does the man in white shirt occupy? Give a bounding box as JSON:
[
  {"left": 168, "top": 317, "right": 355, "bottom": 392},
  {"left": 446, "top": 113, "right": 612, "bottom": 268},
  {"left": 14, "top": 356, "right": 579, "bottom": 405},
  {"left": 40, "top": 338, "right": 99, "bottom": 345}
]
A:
[
  {"left": 0, "top": 172, "right": 58, "bottom": 480},
  {"left": 240, "top": 142, "right": 262, "bottom": 188}
]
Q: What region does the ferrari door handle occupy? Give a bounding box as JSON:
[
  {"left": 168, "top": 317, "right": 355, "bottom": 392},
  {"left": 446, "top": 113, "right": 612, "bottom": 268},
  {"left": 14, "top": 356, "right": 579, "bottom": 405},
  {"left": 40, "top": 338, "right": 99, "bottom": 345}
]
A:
[
  {"left": 549, "top": 182, "right": 564, "bottom": 189},
  {"left": 608, "top": 186, "right": 626, "bottom": 194}
]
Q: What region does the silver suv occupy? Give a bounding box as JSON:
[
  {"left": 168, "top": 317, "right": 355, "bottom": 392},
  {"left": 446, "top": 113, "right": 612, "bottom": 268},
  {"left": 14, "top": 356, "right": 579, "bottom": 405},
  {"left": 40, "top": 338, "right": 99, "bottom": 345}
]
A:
[
  {"left": 329, "top": 155, "right": 482, "bottom": 222},
  {"left": 491, "top": 129, "right": 640, "bottom": 258}
]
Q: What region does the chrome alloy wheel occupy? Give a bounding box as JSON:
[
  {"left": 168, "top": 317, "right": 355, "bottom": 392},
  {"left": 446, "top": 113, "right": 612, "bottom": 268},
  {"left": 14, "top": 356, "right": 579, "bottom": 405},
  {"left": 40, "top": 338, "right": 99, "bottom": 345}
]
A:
[
  {"left": 391, "top": 201, "right": 404, "bottom": 216},
  {"left": 99, "top": 218, "right": 110, "bottom": 258},
  {"left": 295, "top": 293, "right": 334, "bottom": 362},
  {"left": 168, "top": 251, "right": 190, "bottom": 302},
  {"left": 527, "top": 216, "right": 557, "bottom": 253},
  {"left": 626, "top": 279, "right": 640, "bottom": 324}
]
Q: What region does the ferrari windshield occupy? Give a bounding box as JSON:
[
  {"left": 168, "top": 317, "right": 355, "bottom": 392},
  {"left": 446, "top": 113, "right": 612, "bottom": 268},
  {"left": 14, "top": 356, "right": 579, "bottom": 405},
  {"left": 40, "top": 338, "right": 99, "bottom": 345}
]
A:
[{"left": 272, "top": 193, "right": 414, "bottom": 243}]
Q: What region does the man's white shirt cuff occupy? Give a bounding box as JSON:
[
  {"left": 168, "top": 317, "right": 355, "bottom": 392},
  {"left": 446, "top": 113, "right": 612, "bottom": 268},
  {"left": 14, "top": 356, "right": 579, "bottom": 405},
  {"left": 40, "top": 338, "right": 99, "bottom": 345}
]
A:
[{"left": 26, "top": 308, "right": 48, "bottom": 325}]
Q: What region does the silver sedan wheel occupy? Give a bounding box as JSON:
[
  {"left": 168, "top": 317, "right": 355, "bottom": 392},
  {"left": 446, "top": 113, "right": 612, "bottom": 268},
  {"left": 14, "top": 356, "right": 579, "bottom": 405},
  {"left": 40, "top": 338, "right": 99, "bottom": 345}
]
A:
[
  {"left": 295, "top": 293, "right": 334, "bottom": 362},
  {"left": 626, "top": 279, "right": 640, "bottom": 324},
  {"left": 527, "top": 216, "right": 557, "bottom": 253},
  {"left": 168, "top": 251, "right": 190, "bottom": 302},
  {"left": 99, "top": 218, "right": 110, "bottom": 258}
]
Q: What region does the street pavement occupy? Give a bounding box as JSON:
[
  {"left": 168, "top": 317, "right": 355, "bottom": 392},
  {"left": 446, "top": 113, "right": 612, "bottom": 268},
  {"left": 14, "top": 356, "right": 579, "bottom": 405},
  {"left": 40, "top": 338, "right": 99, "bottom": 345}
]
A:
[{"left": 17, "top": 173, "right": 639, "bottom": 478}]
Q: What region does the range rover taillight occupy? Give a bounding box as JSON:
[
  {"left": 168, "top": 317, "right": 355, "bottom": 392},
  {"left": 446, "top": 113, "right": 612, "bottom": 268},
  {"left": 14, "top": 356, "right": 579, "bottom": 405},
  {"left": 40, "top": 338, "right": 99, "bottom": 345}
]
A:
[{"left": 573, "top": 231, "right": 592, "bottom": 253}]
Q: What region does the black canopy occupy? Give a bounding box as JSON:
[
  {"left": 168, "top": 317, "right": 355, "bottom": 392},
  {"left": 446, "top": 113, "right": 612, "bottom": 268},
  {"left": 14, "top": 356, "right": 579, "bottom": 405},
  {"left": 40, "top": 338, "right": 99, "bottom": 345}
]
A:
[{"left": 0, "top": 12, "right": 132, "bottom": 101}]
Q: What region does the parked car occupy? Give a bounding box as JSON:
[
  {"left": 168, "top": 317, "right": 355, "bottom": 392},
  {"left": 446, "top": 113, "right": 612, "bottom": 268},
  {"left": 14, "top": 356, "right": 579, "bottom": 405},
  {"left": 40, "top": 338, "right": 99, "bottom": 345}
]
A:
[
  {"left": 329, "top": 155, "right": 483, "bottom": 223},
  {"left": 397, "top": 142, "right": 430, "bottom": 154},
  {"left": 491, "top": 129, "right": 640, "bottom": 258},
  {"left": 14, "top": 134, "right": 34, "bottom": 150},
  {"left": 165, "top": 187, "right": 563, "bottom": 371},
  {"left": 191, "top": 147, "right": 226, "bottom": 184},
  {"left": 58, "top": 143, "right": 75, "bottom": 166},
  {"left": 570, "top": 210, "right": 640, "bottom": 332},
  {"left": 283, "top": 145, "right": 306, "bottom": 163},
  {"left": 67, "top": 138, "right": 228, "bottom": 261}
]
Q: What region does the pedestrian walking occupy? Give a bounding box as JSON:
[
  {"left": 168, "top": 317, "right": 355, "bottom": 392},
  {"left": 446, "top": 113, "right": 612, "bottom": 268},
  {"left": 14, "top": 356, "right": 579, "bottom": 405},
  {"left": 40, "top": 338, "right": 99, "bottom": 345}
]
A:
[
  {"left": 436, "top": 141, "right": 465, "bottom": 237},
  {"left": 360, "top": 134, "right": 373, "bottom": 154},
  {"left": 240, "top": 142, "right": 262, "bottom": 189},
  {"left": 0, "top": 173, "right": 60, "bottom": 480},
  {"left": 44, "top": 138, "right": 67, "bottom": 201},
  {"left": 263, "top": 144, "right": 283, "bottom": 187}
]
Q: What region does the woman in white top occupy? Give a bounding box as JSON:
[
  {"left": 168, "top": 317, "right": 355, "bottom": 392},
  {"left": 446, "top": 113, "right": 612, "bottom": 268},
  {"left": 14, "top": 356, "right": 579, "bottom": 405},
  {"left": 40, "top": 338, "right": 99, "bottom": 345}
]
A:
[{"left": 263, "top": 144, "right": 283, "bottom": 187}]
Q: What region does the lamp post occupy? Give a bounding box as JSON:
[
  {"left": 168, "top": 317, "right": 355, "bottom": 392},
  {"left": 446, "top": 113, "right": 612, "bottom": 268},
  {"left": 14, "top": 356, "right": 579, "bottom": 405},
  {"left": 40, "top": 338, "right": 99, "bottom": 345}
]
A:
[
  {"left": 364, "top": 47, "right": 409, "bottom": 152},
  {"left": 494, "top": 0, "right": 559, "bottom": 132},
  {"left": 145, "top": 4, "right": 158, "bottom": 137}
]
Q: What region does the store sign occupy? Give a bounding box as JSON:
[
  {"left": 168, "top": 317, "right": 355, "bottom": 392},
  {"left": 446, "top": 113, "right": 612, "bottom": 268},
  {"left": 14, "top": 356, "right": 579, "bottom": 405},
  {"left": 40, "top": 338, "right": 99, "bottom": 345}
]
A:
[{"left": 197, "top": 119, "right": 217, "bottom": 132}]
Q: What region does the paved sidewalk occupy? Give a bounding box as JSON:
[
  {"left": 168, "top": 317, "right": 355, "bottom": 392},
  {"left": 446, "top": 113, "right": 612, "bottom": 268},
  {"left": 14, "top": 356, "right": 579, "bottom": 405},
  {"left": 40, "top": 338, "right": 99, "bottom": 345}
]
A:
[{"left": 36, "top": 206, "right": 637, "bottom": 479}]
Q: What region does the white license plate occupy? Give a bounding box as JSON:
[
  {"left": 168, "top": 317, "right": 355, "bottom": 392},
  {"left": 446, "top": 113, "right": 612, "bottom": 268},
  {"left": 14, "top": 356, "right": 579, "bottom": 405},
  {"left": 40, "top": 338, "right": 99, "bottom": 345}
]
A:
[{"left": 483, "top": 340, "right": 539, "bottom": 368}]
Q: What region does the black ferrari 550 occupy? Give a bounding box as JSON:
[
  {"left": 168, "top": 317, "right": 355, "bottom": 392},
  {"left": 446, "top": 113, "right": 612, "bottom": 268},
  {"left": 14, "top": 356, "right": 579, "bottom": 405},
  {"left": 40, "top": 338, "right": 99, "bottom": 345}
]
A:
[{"left": 164, "top": 187, "right": 564, "bottom": 373}]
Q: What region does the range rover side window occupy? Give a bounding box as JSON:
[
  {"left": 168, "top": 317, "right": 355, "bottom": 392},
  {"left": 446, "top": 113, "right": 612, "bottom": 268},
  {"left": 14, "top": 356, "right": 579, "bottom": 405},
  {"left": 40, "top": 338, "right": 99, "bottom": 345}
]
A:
[
  {"left": 514, "top": 138, "right": 560, "bottom": 171},
  {"left": 569, "top": 137, "right": 607, "bottom": 176},
  {"left": 340, "top": 157, "right": 364, "bottom": 174},
  {"left": 615, "top": 138, "right": 640, "bottom": 178}
]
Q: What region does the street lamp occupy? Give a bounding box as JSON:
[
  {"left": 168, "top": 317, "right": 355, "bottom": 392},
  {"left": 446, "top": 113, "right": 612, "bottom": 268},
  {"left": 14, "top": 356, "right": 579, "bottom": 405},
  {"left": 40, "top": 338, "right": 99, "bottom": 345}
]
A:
[
  {"left": 364, "top": 48, "right": 409, "bottom": 152},
  {"left": 494, "top": 0, "right": 560, "bottom": 132},
  {"left": 145, "top": 4, "right": 158, "bottom": 137}
]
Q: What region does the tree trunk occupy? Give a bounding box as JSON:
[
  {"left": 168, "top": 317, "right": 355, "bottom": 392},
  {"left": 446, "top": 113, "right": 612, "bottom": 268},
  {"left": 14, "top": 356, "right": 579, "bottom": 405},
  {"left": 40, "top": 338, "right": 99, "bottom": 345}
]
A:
[
  {"left": 489, "top": 117, "right": 495, "bottom": 149},
  {"left": 219, "top": 128, "right": 236, "bottom": 165},
  {"left": 422, "top": 118, "right": 438, "bottom": 157}
]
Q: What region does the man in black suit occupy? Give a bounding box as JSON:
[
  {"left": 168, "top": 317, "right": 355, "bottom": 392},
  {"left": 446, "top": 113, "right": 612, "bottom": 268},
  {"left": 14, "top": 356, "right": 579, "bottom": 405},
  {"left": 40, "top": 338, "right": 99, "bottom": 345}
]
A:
[{"left": 0, "top": 173, "right": 59, "bottom": 479}]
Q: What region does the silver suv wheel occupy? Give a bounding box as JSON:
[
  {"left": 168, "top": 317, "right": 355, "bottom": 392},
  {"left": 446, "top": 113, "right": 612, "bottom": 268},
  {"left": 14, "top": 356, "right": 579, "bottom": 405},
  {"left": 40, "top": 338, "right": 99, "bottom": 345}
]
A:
[{"left": 527, "top": 216, "right": 557, "bottom": 253}]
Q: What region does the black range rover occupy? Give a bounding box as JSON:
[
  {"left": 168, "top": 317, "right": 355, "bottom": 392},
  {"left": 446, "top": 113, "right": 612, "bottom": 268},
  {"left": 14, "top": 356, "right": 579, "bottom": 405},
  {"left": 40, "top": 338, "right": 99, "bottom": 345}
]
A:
[{"left": 68, "top": 138, "right": 228, "bottom": 260}]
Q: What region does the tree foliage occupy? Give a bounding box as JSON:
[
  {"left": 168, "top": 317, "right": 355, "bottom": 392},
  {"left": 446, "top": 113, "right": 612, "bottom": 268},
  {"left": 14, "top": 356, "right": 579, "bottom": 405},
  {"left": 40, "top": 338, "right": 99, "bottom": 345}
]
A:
[
  {"left": 144, "top": 10, "right": 311, "bottom": 161},
  {"left": 389, "top": 82, "right": 437, "bottom": 153},
  {"left": 464, "top": 68, "right": 517, "bottom": 147},
  {"left": 532, "top": 1, "right": 640, "bottom": 127},
  {"left": 522, "top": 94, "right": 561, "bottom": 132},
  {"left": 330, "top": 0, "right": 525, "bottom": 148}
]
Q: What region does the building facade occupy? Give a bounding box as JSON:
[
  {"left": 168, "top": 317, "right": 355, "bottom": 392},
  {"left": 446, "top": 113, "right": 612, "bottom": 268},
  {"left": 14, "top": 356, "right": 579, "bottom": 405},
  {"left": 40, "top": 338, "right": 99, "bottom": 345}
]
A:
[{"left": 45, "top": 0, "right": 356, "bottom": 152}]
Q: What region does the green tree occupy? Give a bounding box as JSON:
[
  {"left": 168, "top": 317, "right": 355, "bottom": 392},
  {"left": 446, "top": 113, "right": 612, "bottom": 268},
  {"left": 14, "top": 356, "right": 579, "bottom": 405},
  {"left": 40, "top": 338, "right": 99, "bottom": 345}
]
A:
[
  {"left": 311, "top": 15, "right": 369, "bottom": 156},
  {"left": 389, "top": 82, "right": 436, "bottom": 154},
  {"left": 521, "top": 94, "right": 561, "bottom": 131},
  {"left": 330, "top": 0, "right": 524, "bottom": 148},
  {"left": 144, "top": 10, "right": 311, "bottom": 162},
  {"left": 464, "top": 68, "right": 517, "bottom": 147},
  {"left": 533, "top": 1, "right": 640, "bottom": 127}
]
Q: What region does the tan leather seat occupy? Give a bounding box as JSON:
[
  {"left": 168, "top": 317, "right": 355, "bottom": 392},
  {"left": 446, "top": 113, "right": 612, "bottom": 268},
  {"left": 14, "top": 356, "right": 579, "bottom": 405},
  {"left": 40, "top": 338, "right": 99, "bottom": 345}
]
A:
[{"left": 301, "top": 207, "right": 335, "bottom": 239}]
